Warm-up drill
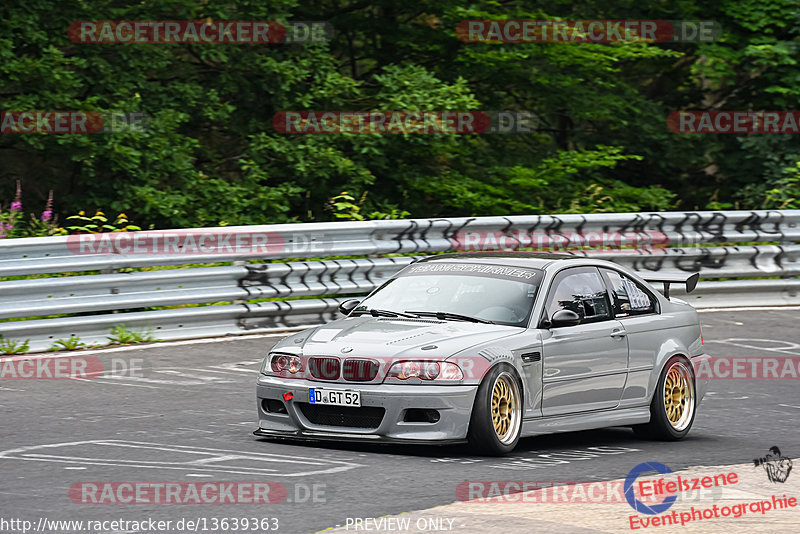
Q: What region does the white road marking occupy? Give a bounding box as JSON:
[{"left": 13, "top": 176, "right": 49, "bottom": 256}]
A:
[
  {"left": 698, "top": 305, "right": 800, "bottom": 312},
  {"left": 193, "top": 367, "right": 250, "bottom": 375},
  {"left": 116, "top": 414, "right": 162, "bottom": 421},
  {"left": 206, "top": 365, "right": 259, "bottom": 374},
  {"left": 489, "top": 446, "right": 643, "bottom": 470},
  {"left": 0, "top": 440, "right": 362, "bottom": 477},
  {"left": 72, "top": 377, "right": 159, "bottom": 389},
  {"left": 84, "top": 367, "right": 240, "bottom": 386},
  {"left": 430, "top": 457, "right": 484, "bottom": 464},
  {"left": 704, "top": 338, "right": 800, "bottom": 356},
  {"left": 708, "top": 318, "right": 747, "bottom": 325}
]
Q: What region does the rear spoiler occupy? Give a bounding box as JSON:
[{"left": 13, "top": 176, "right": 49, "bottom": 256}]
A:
[{"left": 641, "top": 272, "right": 700, "bottom": 299}]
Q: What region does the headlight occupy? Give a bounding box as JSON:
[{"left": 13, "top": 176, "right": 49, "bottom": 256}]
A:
[
  {"left": 262, "top": 353, "right": 302, "bottom": 375},
  {"left": 272, "top": 354, "right": 303, "bottom": 374},
  {"left": 386, "top": 361, "right": 463, "bottom": 381}
]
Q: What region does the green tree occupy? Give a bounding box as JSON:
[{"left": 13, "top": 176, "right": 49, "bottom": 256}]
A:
[{"left": 2, "top": 0, "right": 798, "bottom": 228}]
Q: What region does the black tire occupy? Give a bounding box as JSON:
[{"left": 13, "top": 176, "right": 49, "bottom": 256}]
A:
[
  {"left": 467, "top": 363, "right": 523, "bottom": 455},
  {"left": 633, "top": 356, "right": 696, "bottom": 440}
]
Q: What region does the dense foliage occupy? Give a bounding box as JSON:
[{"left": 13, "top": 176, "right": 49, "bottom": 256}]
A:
[{"left": 2, "top": 0, "right": 800, "bottom": 230}]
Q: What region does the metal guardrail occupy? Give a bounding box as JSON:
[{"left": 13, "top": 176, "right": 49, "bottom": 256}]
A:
[{"left": 1, "top": 210, "right": 798, "bottom": 353}]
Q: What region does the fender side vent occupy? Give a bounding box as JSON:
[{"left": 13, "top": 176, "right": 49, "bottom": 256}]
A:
[{"left": 521, "top": 351, "right": 541, "bottom": 363}]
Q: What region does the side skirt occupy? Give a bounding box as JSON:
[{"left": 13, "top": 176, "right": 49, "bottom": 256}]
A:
[{"left": 521, "top": 406, "right": 650, "bottom": 437}]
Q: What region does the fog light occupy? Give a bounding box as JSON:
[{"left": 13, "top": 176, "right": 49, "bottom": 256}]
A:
[
  {"left": 404, "top": 409, "right": 440, "bottom": 423},
  {"left": 262, "top": 399, "right": 287, "bottom": 414}
]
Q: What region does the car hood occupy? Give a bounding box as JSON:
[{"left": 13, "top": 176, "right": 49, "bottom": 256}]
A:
[{"left": 276, "top": 316, "right": 521, "bottom": 360}]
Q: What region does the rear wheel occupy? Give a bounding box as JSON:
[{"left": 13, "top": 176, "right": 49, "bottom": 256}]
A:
[
  {"left": 467, "top": 364, "right": 522, "bottom": 455},
  {"left": 634, "top": 356, "right": 696, "bottom": 440}
]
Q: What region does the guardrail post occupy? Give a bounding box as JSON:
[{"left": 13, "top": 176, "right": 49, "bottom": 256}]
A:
[
  {"left": 231, "top": 260, "right": 249, "bottom": 304},
  {"left": 101, "top": 267, "right": 121, "bottom": 313},
  {"left": 780, "top": 217, "right": 799, "bottom": 297}
]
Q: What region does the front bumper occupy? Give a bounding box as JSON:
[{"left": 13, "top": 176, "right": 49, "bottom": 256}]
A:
[{"left": 254, "top": 374, "right": 478, "bottom": 443}]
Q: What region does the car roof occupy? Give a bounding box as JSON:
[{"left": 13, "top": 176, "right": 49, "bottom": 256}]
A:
[{"left": 416, "top": 251, "right": 581, "bottom": 269}]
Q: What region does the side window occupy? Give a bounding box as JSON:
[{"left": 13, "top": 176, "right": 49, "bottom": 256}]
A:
[
  {"left": 546, "top": 268, "right": 611, "bottom": 324},
  {"left": 601, "top": 269, "right": 656, "bottom": 316}
]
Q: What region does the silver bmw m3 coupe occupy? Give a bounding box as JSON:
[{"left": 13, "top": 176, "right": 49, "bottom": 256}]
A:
[{"left": 255, "top": 252, "right": 708, "bottom": 455}]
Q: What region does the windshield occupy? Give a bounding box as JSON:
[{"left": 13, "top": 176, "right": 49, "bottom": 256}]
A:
[{"left": 355, "top": 262, "right": 543, "bottom": 327}]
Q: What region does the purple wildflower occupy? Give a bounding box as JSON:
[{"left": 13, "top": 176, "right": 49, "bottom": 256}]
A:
[
  {"left": 41, "top": 190, "right": 54, "bottom": 222},
  {"left": 11, "top": 180, "right": 22, "bottom": 212}
]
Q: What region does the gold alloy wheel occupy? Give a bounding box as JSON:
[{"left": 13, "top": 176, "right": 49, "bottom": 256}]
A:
[
  {"left": 491, "top": 372, "right": 521, "bottom": 444},
  {"left": 663, "top": 360, "right": 695, "bottom": 431}
]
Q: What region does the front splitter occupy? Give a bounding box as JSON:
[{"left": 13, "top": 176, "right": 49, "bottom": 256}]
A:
[{"left": 253, "top": 428, "right": 467, "bottom": 446}]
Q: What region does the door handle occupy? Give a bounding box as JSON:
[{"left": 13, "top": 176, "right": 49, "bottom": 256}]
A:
[{"left": 610, "top": 330, "right": 627, "bottom": 338}]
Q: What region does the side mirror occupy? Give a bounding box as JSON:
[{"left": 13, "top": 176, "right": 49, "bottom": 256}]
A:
[
  {"left": 550, "top": 309, "right": 581, "bottom": 328},
  {"left": 338, "top": 299, "right": 361, "bottom": 316}
]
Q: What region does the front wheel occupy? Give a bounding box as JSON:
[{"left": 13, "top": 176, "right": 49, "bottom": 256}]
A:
[
  {"left": 467, "top": 364, "right": 523, "bottom": 455},
  {"left": 634, "top": 356, "right": 696, "bottom": 440}
]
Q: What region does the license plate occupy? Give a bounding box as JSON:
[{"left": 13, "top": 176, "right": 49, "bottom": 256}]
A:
[{"left": 308, "top": 387, "right": 361, "bottom": 407}]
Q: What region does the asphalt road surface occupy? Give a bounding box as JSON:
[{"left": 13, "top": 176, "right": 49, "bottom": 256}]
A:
[{"left": 1, "top": 308, "right": 799, "bottom": 534}]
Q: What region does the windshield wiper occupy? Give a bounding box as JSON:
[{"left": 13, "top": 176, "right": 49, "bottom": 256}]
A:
[
  {"left": 351, "top": 308, "right": 419, "bottom": 318},
  {"left": 404, "top": 311, "right": 495, "bottom": 324}
]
